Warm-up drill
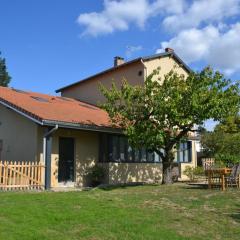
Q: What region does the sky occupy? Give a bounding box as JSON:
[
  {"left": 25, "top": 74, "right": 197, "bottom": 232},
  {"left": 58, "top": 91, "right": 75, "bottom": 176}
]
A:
[{"left": 1, "top": 0, "right": 240, "bottom": 130}]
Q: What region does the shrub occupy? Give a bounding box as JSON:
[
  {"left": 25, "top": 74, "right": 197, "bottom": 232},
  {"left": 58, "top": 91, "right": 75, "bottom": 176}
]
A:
[
  {"left": 214, "top": 153, "right": 240, "bottom": 167},
  {"left": 183, "top": 166, "right": 204, "bottom": 182},
  {"left": 88, "top": 165, "right": 105, "bottom": 187}
]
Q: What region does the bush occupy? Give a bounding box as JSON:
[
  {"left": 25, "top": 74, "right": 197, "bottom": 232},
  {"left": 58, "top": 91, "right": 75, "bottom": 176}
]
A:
[
  {"left": 214, "top": 153, "right": 240, "bottom": 167},
  {"left": 88, "top": 165, "right": 105, "bottom": 187},
  {"left": 183, "top": 166, "right": 204, "bottom": 182}
]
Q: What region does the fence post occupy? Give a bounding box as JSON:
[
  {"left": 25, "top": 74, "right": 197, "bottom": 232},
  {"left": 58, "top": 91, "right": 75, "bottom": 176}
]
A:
[{"left": 4, "top": 161, "right": 7, "bottom": 190}]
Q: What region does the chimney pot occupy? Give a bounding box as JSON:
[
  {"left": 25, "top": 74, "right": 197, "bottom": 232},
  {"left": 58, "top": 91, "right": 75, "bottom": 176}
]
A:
[
  {"left": 165, "top": 47, "right": 174, "bottom": 53},
  {"left": 114, "top": 56, "right": 125, "bottom": 67}
]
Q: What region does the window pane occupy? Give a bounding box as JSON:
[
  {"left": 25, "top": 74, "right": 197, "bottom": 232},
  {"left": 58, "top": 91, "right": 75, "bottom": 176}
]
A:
[
  {"left": 154, "top": 152, "right": 160, "bottom": 162},
  {"left": 187, "top": 141, "right": 192, "bottom": 163},
  {"left": 179, "top": 143, "right": 184, "bottom": 162},
  {"left": 147, "top": 151, "right": 154, "bottom": 162},
  {"left": 141, "top": 148, "right": 147, "bottom": 162},
  {"left": 184, "top": 142, "right": 188, "bottom": 162},
  {"left": 119, "top": 136, "right": 126, "bottom": 161},
  {"left": 135, "top": 149, "right": 140, "bottom": 162},
  {"left": 109, "top": 135, "right": 119, "bottom": 162},
  {"left": 176, "top": 141, "right": 192, "bottom": 163},
  {"left": 128, "top": 145, "right": 134, "bottom": 162},
  {"left": 106, "top": 134, "right": 166, "bottom": 163}
]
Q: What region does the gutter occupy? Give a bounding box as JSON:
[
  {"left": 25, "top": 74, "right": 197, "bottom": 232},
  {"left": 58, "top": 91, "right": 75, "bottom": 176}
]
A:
[
  {"left": 43, "top": 124, "right": 59, "bottom": 164},
  {"left": 42, "top": 120, "right": 122, "bottom": 134}
]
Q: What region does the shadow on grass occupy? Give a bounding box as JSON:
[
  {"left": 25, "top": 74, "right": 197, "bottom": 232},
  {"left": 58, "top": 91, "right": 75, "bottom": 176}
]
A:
[
  {"left": 98, "top": 183, "right": 159, "bottom": 191},
  {"left": 173, "top": 182, "right": 208, "bottom": 190},
  {"left": 230, "top": 204, "right": 240, "bottom": 222},
  {"left": 98, "top": 182, "right": 209, "bottom": 191}
]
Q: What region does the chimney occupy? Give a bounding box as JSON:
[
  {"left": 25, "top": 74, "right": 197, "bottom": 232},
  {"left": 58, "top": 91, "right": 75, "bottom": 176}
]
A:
[
  {"left": 165, "top": 47, "right": 174, "bottom": 53},
  {"left": 114, "top": 56, "right": 125, "bottom": 67}
]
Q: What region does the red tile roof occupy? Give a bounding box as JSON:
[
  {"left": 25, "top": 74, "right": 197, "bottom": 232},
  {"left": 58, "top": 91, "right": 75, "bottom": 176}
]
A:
[{"left": 0, "top": 87, "right": 113, "bottom": 129}]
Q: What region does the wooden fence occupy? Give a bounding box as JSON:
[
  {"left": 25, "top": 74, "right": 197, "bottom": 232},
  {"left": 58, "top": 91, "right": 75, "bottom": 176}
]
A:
[
  {"left": 202, "top": 158, "right": 215, "bottom": 170},
  {"left": 0, "top": 161, "right": 45, "bottom": 190}
]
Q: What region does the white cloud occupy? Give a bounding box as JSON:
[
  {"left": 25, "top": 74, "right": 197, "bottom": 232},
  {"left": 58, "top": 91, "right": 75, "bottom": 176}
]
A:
[
  {"left": 157, "top": 23, "right": 240, "bottom": 75},
  {"left": 158, "top": 26, "right": 219, "bottom": 63},
  {"left": 163, "top": 0, "right": 240, "bottom": 32},
  {"left": 125, "top": 45, "right": 143, "bottom": 58},
  {"left": 77, "top": 0, "right": 240, "bottom": 75},
  {"left": 77, "top": 0, "right": 186, "bottom": 36},
  {"left": 78, "top": 0, "right": 240, "bottom": 36}
]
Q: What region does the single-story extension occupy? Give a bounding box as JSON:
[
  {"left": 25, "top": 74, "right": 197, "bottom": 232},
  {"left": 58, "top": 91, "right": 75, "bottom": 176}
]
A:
[{"left": 0, "top": 86, "right": 197, "bottom": 189}]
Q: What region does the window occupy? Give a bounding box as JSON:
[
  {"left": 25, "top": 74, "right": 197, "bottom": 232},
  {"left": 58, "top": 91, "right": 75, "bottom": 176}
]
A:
[
  {"left": 175, "top": 141, "right": 192, "bottom": 163},
  {"left": 99, "top": 134, "right": 192, "bottom": 163},
  {"left": 56, "top": 96, "right": 72, "bottom": 102},
  {"left": 138, "top": 70, "right": 143, "bottom": 76},
  {"left": 99, "top": 134, "right": 161, "bottom": 163},
  {"left": 12, "top": 88, "right": 28, "bottom": 94},
  {"left": 79, "top": 103, "right": 98, "bottom": 110},
  {"left": 31, "top": 96, "right": 49, "bottom": 103}
]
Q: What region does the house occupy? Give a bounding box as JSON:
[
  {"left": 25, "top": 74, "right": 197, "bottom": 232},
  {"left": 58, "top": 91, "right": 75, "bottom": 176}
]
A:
[{"left": 0, "top": 48, "right": 197, "bottom": 189}]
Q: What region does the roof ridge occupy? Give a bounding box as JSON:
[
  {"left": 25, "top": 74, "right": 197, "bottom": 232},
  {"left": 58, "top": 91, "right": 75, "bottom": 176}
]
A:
[{"left": 55, "top": 51, "right": 191, "bottom": 93}]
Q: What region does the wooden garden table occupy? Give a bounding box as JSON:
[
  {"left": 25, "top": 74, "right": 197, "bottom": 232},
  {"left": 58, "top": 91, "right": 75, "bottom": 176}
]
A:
[{"left": 205, "top": 168, "right": 232, "bottom": 191}]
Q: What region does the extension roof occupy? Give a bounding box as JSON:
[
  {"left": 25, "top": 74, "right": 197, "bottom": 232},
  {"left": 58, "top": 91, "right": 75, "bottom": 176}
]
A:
[{"left": 0, "top": 87, "right": 117, "bottom": 132}]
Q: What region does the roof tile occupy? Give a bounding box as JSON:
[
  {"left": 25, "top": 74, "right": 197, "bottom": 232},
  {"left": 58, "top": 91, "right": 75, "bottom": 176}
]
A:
[{"left": 0, "top": 87, "right": 112, "bottom": 128}]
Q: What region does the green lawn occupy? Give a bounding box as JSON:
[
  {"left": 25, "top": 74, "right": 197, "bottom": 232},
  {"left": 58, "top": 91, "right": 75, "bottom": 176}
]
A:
[{"left": 0, "top": 184, "right": 239, "bottom": 240}]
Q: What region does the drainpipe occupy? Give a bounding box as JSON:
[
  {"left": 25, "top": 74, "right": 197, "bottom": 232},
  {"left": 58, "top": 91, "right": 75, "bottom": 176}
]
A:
[
  {"left": 141, "top": 59, "right": 148, "bottom": 80},
  {"left": 43, "top": 125, "right": 58, "bottom": 190}
]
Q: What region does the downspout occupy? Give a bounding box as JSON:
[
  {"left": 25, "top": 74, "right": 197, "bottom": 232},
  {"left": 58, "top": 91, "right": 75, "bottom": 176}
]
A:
[
  {"left": 43, "top": 125, "right": 58, "bottom": 190},
  {"left": 43, "top": 125, "right": 58, "bottom": 164},
  {"left": 141, "top": 59, "right": 148, "bottom": 80}
]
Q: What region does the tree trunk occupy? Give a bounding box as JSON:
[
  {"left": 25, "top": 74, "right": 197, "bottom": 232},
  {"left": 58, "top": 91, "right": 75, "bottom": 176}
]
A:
[
  {"left": 162, "top": 161, "right": 173, "bottom": 184},
  {"left": 162, "top": 149, "right": 175, "bottom": 184}
]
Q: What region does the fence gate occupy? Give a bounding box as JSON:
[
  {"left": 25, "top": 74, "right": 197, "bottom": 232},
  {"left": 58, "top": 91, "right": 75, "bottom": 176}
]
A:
[{"left": 0, "top": 161, "right": 45, "bottom": 190}]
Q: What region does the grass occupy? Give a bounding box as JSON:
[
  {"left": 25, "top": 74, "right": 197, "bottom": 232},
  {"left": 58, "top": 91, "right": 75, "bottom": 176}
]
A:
[{"left": 0, "top": 183, "right": 240, "bottom": 240}]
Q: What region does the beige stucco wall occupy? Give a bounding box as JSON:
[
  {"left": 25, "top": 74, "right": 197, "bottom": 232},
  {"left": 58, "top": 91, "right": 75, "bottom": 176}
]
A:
[
  {"left": 61, "top": 56, "right": 189, "bottom": 106},
  {"left": 99, "top": 142, "right": 197, "bottom": 185},
  {"left": 62, "top": 61, "right": 145, "bottom": 105},
  {"left": 40, "top": 128, "right": 99, "bottom": 188},
  {"left": 100, "top": 162, "right": 163, "bottom": 185},
  {"left": 0, "top": 104, "right": 38, "bottom": 162},
  {"left": 143, "top": 56, "right": 189, "bottom": 82}
]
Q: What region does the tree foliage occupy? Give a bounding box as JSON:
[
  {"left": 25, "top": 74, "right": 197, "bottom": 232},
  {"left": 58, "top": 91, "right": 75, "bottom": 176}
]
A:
[
  {"left": 0, "top": 52, "right": 11, "bottom": 87},
  {"left": 201, "top": 114, "right": 240, "bottom": 164},
  {"left": 100, "top": 67, "right": 240, "bottom": 184}
]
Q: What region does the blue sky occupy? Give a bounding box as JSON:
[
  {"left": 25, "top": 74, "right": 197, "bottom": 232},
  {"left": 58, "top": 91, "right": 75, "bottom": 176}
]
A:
[{"left": 1, "top": 0, "right": 240, "bottom": 130}]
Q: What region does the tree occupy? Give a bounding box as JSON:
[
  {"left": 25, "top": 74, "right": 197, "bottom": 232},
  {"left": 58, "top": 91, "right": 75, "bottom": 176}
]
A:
[
  {"left": 0, "top": 52, "right": 11, "bottom": 86},
  {"left": 201, "top": 114, "right": 240, "bottom": 164},
  {"left": 100, "top": 67, "right": 240, "bottom": 184}
]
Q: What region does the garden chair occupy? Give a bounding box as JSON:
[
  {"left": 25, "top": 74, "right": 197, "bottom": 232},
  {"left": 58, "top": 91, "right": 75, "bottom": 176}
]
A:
[{"left": 225, "top": 163, "right": 240, "bottom": 188}]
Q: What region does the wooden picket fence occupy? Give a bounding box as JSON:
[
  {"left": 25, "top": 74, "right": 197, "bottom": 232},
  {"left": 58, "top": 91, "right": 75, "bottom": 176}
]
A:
[
  {"left": 202, "top": 158, "right": 215, "bottom": 170},
  {"left": 0, "top": 161, "right": 45, "bottom": 191}
]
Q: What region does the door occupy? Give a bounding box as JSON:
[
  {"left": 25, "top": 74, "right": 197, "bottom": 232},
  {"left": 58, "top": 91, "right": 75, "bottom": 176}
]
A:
[{"left": 58, "top": 137, "right": 75, "bottom": 182}]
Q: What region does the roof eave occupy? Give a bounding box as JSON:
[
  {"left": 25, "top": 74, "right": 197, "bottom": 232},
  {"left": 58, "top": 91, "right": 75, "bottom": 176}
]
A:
[{"left": 42, "top": 120, "right": 122, "bottom": 134}]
